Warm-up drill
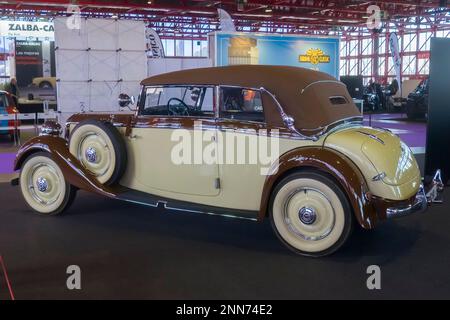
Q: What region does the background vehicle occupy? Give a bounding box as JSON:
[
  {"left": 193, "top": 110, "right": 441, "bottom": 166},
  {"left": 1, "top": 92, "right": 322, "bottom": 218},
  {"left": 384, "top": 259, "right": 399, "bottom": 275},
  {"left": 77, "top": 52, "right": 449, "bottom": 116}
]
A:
[
  {"left": 31, "top": 77, "right": 57, "bottom": 89},
  {"left": 388, "top": 79, "right": 421, "bottom": 110},
  {"left": 406, "top": 77, "right": 429, "bottom": 120},
  {"left": 0, "top": 90, "right": 19, "bottom": 141}
]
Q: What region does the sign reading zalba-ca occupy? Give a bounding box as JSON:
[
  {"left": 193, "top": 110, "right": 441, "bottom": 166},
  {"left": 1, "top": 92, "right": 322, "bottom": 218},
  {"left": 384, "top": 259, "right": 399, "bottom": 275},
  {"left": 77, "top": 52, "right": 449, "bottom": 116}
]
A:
[{"left": 0, "top": 21, "right": 54, "bottom": 39}]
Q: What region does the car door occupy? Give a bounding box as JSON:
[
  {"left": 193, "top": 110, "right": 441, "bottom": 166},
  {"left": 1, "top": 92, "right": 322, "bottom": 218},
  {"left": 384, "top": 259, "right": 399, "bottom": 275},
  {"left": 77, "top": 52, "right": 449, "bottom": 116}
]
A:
[
  {"left": 214, "top": 86, "right": 273, "bottom": 211},
  {"left": 122, "top": 85, "right": 220, "bottom": 197}
]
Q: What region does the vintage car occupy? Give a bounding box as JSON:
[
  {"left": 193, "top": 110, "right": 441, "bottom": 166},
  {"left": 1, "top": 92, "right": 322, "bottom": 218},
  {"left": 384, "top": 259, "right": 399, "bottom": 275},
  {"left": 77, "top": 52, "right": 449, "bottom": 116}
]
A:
[
  {"left": 12, "top": 65, "right": 443, "bottom": 257},
  {"left": 31, "top": 76, "right": 57, "bottom": 89},
  {"left": 0, "top": 90, "right": 19, "bottom": 140}
]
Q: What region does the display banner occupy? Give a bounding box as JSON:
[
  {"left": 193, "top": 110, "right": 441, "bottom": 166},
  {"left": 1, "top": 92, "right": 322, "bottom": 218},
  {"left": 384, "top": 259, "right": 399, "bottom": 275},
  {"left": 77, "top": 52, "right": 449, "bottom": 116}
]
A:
[
  {"left": 145, "top": 28, "right": 165, "bottom": 58},
  {"left": 0, "top": 21, "right": 54, "bottom": 39},
  {"left": 15, "top": 39, "right": 43, "bottom": 87},
  {"left": 217, "top": 9, "right": 236, "bottom": 32},
  {"left": 214, "top": 32, "right": 339, "bottom": 79},
  {"left": 389, "top": 32, "right": 402, "bottom": 89}
]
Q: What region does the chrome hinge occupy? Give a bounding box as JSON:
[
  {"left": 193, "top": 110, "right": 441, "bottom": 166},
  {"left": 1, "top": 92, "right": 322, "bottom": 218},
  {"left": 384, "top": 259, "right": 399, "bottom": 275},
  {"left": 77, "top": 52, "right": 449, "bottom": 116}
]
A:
[
  {"left": 372, "top": 172, "right": 386, "bottom": 182},
  {"left": 128, "top": 134, "right": 140, "bottom": 140},
  {"left": 215, "top": 178, "right": 221, "bottom": 189}
]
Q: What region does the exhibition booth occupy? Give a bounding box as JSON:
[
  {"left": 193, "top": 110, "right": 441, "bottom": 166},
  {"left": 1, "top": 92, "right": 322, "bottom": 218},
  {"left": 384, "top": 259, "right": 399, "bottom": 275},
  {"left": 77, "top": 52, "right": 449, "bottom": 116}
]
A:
[{"left": 0, "top": 1, "right": 450, "bottom": 301}]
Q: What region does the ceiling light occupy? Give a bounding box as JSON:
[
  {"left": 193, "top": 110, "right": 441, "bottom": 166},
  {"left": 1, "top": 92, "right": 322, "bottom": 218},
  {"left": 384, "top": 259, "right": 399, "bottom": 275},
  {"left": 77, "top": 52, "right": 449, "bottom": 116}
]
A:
[
  {"left": 147, "top": 0, "right": 152, "bottom": 4},
  {"left": 265, "top": 7, "right": 273, "bottom": 13},
  {"left": 234, "top": 13, "right": 273, "bottom": 18},
  {"left": 280, "top": 16, "right": 318, "bottom": 20},
  {"left": 189, "top": 11, "right": 216, "bottom": 15}
]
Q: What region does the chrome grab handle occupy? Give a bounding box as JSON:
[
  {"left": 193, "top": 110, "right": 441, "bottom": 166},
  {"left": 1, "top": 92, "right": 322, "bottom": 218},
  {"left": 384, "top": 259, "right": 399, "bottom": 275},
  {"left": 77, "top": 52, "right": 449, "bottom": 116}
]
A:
[{"left": 128, "top": 134, "right": 140, "bottom": 140}]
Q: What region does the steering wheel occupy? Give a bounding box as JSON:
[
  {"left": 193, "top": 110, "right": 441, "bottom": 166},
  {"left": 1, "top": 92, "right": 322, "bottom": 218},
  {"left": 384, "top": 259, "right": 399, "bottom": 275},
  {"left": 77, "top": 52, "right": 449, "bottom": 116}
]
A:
[{"left": 167, "top": 98, "right": 189, "bottom": 116}]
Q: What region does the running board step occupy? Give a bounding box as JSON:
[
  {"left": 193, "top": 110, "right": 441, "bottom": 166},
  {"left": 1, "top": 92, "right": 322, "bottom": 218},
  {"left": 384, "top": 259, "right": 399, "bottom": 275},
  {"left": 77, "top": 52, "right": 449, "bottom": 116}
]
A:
[{"left": 116, "top": 189, "right": 258, "bottom": 221}]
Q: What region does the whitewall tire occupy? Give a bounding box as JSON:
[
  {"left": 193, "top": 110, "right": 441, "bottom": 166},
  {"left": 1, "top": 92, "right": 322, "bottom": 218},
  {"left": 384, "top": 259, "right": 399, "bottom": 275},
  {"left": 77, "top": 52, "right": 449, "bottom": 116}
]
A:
[
  {"left": 69, "top": 120, "right": 127, "bottom": 185},
  {"left": 19, "top": 152, "right": 76, "bottom": 215},
  {"left": 270, "top": 171, "right": 353, "bottom": 257}
]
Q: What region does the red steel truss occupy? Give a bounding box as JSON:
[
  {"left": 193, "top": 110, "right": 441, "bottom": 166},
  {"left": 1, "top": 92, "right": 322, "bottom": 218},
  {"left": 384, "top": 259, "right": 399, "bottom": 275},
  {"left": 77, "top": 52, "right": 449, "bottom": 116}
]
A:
[{"left": 1, "top": 0, "right": 449, "bottom": 79}]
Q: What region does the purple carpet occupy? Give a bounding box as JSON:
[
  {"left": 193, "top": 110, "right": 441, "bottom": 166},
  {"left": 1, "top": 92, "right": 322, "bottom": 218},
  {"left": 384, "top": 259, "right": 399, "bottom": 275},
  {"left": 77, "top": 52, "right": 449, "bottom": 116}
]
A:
[
  {"left": 0, "top": 153, "right": 16, "bottom": 174},
  {"left": 363, "top": 113, "right": 426, "bottom": 149}
]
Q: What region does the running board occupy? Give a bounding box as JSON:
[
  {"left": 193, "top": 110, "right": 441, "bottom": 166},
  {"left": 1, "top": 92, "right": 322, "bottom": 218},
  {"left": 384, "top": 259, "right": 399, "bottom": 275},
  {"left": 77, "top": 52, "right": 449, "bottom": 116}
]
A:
[{"left": 116, "top": 189, "right": 258, "bottom": 221}]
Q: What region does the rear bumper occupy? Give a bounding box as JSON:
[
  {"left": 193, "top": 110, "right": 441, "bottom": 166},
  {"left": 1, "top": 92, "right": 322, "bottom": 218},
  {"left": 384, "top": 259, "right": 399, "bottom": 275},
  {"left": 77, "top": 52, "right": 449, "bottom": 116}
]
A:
[
  {"left": 386, "top": 185, "right": 427, "bottom": 219},
  {"left": 376, "top": 170, "right": 444, "bottom": 220}
]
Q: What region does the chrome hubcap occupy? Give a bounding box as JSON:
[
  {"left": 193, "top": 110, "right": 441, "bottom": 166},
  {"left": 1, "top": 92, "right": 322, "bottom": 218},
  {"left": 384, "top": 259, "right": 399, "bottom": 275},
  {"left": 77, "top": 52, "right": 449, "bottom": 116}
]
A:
[
  {"left": 85, "top": 147, "right": 97, "bottom": 163},
  {"left": 36, "top": 177, "right": 49, "bottom": 192},
  {"left": 283, "top": 187, "right": 335, "bottom": 241},
  {"left": 298, "top": 206, "right": 316, "bottom": 225},
  {"left": 27, "top": 163, "right": 61, "bottom": 206}
]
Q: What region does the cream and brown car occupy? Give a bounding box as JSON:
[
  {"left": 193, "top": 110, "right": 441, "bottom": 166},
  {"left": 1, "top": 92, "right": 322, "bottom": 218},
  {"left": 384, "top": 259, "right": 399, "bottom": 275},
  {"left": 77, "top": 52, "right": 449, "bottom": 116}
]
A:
[{"left": 12, "top": 66, "right": 443, "bottom": 257}]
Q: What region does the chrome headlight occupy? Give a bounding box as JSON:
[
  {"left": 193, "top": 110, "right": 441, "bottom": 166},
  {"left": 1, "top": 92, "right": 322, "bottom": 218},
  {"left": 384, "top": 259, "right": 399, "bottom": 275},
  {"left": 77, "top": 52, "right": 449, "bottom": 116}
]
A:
[{"left": 40, "top": 120, "right": 62, "bottom": 137}]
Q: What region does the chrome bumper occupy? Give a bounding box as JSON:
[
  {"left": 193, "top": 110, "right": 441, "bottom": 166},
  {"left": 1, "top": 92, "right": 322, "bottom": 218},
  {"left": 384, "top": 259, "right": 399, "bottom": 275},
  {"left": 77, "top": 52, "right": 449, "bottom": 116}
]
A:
[
  {"left": 386, "top": 186, "right": 427, "bottom": 219},
  {"left": 386, "top": 169, "right": 444, "bottom": 219}
]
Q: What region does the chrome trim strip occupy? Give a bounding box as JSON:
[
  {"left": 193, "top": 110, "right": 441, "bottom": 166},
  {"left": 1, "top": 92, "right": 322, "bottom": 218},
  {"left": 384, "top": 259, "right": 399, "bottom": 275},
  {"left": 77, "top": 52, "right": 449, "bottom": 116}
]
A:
[
  {"left": 356, "top": 130, "right": 385, "bottom": 145},
  {"left": 300, "top": 80, "right": 346, "bottom": 94},
  {"left": 259, "top": 87, "right": 316, "bottom": 141},
  {"left": 122, "top": 198, "right": 257, "bottom": 221}
]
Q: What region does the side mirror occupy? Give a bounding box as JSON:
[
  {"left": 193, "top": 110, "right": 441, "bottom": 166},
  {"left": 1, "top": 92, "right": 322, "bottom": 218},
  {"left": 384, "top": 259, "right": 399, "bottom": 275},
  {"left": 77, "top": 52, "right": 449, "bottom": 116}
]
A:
[{"left": 118, "top": 93, "right": 135, "bottom": 108}]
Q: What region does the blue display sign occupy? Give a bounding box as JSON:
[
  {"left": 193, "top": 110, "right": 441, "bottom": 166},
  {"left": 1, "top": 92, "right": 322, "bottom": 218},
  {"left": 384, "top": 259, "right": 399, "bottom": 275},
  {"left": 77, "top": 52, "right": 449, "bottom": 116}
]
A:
[{"left": 214, "top": 32, "right": 340, "bottom": 79}]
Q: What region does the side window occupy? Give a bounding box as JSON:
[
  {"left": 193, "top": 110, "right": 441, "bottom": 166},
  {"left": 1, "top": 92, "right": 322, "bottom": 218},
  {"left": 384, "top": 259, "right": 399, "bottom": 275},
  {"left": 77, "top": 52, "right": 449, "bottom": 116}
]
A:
[
  {"left": 0, "top": 93, "right": 8, "bottom": 110},
  {"left": 220, "top": 87, "right": 264, "bottom": 122},
  {"left": 141, "top": 86, "right": 215, "bottom": 117}
]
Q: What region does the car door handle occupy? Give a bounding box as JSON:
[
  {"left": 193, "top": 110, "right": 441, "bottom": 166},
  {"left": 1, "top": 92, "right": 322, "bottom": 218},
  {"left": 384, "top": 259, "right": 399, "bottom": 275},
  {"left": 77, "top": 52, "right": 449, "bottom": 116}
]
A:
[{"left": 128, "top": 134, "right": 140, "bottom": 140}]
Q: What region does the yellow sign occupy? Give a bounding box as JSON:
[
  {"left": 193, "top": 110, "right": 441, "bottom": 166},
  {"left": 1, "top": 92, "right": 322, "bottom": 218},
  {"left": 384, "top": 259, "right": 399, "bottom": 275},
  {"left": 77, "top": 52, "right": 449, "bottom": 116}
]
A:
[{"left": 299, "top": 48, "right": 330, "bottom": 65}]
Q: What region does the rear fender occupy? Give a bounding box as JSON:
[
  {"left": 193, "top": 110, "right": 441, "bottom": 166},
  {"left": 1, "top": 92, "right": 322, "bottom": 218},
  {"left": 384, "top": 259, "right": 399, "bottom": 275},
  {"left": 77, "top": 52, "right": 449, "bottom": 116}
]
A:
[{"left": 259, "top": 146, "right": 378, "bottom": 229}]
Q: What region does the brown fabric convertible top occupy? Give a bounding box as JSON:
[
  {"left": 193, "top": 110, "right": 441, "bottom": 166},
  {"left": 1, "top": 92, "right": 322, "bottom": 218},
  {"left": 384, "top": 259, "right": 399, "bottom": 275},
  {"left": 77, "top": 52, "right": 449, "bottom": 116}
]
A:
[{"left": 141, "top": 65, "right": 360, "bottom": 130}]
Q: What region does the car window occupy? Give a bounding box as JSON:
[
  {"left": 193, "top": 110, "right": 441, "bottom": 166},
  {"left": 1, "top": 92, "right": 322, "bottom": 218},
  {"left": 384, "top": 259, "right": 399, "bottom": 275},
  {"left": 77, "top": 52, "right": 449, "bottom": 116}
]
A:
[
  {"left": 0, "top": 93, "right": 8, "bottom": 111},
  {"left": 141, "top": 86, "right": 215, "bottom": 117},
  {"left": 220, "top": 87, "right": 264, "bottom": 122}
]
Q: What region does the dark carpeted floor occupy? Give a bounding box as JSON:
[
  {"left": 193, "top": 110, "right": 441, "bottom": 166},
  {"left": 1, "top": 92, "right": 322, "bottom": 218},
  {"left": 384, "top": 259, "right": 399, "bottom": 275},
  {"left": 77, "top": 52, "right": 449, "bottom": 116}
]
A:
[{"left": 1, "top": 154, "right": 450, "bottom": 299}]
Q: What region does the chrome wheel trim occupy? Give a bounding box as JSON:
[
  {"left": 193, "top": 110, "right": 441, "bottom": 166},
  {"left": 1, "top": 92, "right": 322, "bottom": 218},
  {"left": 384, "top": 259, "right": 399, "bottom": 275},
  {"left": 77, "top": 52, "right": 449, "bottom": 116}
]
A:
[
  {"left": 36, "top": 177, "right": 49, "bottom": 192},
  {"left": 298, "top": 206, "right": 317, "bottom": 225},
  {"left": 85, "top": 146, "right": 97, "bottom": 163},
  {"left": 283, "top": 187, "right": 335, "bottom": 242},
  {"left": 77, "top": 131, "right": 111, "bottom": 178},
  {"left": 27, "top": 163, "right": 62, "bottom": 206},
  {"left": 20, "top": 155, "right": 67, "bottom": 214},
  {"left": 272, "top": 177, "right": 346, "bottom": 253}
]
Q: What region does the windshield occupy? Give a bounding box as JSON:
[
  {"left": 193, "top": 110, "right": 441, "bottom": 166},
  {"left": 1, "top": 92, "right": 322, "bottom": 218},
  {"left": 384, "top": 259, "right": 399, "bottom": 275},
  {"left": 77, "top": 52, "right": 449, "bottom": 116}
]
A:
[{"left": 141, "top": 86, "right": 215, "bottom": 117}]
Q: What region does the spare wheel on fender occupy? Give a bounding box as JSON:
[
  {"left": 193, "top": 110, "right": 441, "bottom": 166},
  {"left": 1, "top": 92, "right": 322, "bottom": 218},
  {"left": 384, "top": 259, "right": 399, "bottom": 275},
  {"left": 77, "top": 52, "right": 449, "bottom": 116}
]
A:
[{"left": 69, "top": 119, "right": 127, "bottom": 185}]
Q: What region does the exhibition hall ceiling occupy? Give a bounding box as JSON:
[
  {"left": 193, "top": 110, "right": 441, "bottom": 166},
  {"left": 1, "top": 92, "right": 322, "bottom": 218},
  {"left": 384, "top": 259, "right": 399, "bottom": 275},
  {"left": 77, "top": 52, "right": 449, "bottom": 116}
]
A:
[{"left": 1, "top": 0, "right": 449, "bottom": 37}]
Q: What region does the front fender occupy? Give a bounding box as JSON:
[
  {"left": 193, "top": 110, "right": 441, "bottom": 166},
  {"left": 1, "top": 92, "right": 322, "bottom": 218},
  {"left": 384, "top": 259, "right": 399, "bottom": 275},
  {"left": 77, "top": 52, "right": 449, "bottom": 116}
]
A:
[
  {"left": 259, "top": 146, "right": 378, "bottom": 229},
  {"left": 14, "top": 135, "right": 118, "bottom": 198}
]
